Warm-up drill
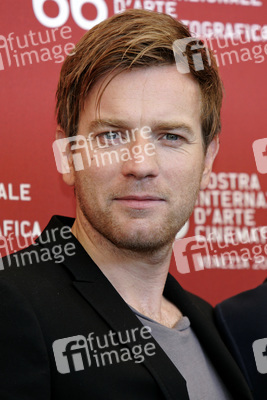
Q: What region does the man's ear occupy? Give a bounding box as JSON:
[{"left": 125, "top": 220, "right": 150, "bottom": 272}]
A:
[
  {"left": 200, "top": 135, "right": 220, "bottom": 190},
  {"left": 55, "top": 126, "right": 75, "bottom": 186}
]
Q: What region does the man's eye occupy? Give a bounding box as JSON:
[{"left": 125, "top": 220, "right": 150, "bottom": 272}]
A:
[
  {"left": 103, "top": 131, "right": 119, "bottom": 140},
  {"left": 163, "top": 133, "right": 180, "bottom": 141},
  {"left": 95, "top": 131, "right": 121, "bottom": 145}
]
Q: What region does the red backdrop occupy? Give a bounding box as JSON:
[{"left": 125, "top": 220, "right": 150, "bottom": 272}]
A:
[{"left": 0, "top": 0, "right": 266, "bottom": 305}]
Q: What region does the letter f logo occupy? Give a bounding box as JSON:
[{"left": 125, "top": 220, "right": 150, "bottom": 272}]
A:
[
  {"left": 52, "top": 135, "right": 91, "bottom": 174},
  {"left": 173, "top": 235, "right": 210, "bottom": 274},
  {"left": 173, "top": 37, "right": 211, "bottom": 74},
  {"left": 253, "top": 338, "right": 267, "bottom": 374},
  {"left": 53, "top": 335, "right": 91, "bottom": 374}
]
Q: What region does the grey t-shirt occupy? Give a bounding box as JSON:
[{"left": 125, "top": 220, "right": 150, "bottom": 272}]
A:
[{"left": 131, "top": 308, "right": 232, "bottom": 400}]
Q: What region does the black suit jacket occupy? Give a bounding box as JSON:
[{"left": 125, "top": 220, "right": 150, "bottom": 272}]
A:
[
  {"left": 0, "top": 216, "right": 252, "bottom": 399},
  {"left": 215, "top": 280, "right": 267, "bottom": 400}
]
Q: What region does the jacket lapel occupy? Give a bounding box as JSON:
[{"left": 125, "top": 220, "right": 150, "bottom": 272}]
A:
[
  {"left": 72, "top": 278, "right": 189, "bottom": 400},
  {"left": 65, "top": 253, "right": 189, "bottom": 399}
]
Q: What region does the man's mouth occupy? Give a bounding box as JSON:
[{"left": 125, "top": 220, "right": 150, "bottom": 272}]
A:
[{"left": 114, "top": 195, "right": 166, "bottom": 209}]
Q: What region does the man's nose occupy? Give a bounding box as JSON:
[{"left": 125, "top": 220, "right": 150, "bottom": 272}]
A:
[{"left": 120, "top": 132, "right": 159, "bottom": 180}]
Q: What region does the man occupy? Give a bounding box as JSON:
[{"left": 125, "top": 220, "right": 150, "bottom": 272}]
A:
[
  {"left": 215, "top": 279, "right": 267, "bottom": 400},
  {"left": 0, "top": 9, "right": 252, "bottom": 399}
]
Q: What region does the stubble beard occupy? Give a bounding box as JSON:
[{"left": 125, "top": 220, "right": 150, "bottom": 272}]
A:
[{"left": 76, "top": 182, "right": 200, "bottom": 255}]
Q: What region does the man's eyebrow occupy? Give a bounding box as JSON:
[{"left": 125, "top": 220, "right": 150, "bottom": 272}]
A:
[
  {"left": 87, "top": 119, "right": 130, "bottom": 131},
  {"left": 87, "top": 119, "right": 195, "bottom": 136},
  {"left": 151, "top": 121, "right": 195, "bottom": 136}
]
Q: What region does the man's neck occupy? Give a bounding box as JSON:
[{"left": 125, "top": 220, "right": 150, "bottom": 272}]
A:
[{"left": 71, "top": 216, "right": 180, "bottom": 327}]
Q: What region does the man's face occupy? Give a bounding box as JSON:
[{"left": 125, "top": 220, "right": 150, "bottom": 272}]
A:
[{"left": 62, "top": 65, "right": 218, "bottom": 252}]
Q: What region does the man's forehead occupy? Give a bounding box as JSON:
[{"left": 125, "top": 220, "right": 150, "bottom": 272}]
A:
[
  {"left": 80, "top": 65, "right": 202, "bottom": 131},
  {"left": 86, "top": 65, "right": 200, "bottom": 100}
]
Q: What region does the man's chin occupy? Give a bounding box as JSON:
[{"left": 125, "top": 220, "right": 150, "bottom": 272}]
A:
[{"left": 104, "top": 229, "right": 175, "bottom": 254}]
